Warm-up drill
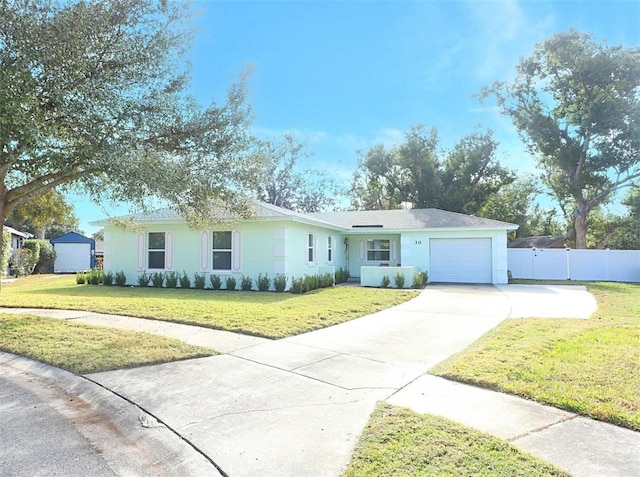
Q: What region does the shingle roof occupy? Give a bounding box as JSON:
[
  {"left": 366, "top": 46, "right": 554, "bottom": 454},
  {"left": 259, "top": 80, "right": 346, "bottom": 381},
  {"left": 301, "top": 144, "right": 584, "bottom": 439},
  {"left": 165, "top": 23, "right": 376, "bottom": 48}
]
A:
[
  {"left": 310, "top": 208, "right": 518, "bottom": 230},
  {"left": 508, "top": 235, "right": 566, "bottom": 248},
  {"left": 93, "top": 202, "right": 517, "bottom": 231}
]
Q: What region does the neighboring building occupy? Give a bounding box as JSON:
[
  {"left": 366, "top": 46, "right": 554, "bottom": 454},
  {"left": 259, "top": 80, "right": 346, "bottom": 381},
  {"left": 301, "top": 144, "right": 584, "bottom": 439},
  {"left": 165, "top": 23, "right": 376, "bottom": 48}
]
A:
[
  {"left": 92, "top": 202, "right": 518, "bottom": 287},
  {"left": 3, "top": 225, "right": 32, "bottom": 276},
  {"left": 50, "top": 232, "right": 95, "bottom": 273},
  {"left": 508, "top": 235, "right": 567, "bottom": 249}
]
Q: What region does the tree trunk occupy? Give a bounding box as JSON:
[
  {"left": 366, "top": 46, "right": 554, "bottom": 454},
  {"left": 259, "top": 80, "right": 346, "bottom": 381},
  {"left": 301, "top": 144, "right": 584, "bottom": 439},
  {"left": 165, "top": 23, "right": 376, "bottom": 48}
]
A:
[
  {"left": 0, "top": 203, "right": 5, "bottom": 294},
  {"left": 573, "top": 205, "right": 589, "bottom": 249}
]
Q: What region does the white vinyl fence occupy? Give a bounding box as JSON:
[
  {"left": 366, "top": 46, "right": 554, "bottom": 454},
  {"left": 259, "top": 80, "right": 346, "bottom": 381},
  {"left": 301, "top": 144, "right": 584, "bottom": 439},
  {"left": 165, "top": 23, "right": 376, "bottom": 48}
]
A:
[{"left": 508, "top": 248, "right": 640, "bottom": 282}]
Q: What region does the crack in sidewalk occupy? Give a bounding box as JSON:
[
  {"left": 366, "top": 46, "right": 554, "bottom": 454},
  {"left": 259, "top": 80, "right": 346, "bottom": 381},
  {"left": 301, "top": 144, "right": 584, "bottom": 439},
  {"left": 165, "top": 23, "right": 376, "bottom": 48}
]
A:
[{"left": 508, "top": 414, "right": 580, "bottom": 442}]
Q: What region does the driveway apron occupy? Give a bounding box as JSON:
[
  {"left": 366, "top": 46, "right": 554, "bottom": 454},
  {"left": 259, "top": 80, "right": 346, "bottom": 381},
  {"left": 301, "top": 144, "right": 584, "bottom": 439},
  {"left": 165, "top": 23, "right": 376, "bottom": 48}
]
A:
[{"left": 88, "top": 285, "right": 511, "bottom": 477}]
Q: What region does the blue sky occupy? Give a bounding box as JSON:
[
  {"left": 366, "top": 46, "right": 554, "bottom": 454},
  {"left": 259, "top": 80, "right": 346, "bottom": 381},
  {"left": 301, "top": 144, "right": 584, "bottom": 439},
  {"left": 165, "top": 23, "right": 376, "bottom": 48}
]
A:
[{"left": 76, "top": 0, "right": 640, "bottom": 234}]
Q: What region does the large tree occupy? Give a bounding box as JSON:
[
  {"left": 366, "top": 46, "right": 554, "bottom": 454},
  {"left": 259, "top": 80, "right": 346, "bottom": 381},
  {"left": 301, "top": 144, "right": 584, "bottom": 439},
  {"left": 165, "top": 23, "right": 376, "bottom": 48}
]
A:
[
  {"left": 350, "top": 125, "right": 514, "bottom": 214},
  {"left": 254, "top": 135, "right": 340, "bottom": 213},
  {"left": 482, "top": 29, "right": 640, "bottom": 248},
  {"left": 5, "top": 189, "right": 79, "bottom": 238},
  {"left": 0, "top": 0, "right": 256, "bottom": 288}
]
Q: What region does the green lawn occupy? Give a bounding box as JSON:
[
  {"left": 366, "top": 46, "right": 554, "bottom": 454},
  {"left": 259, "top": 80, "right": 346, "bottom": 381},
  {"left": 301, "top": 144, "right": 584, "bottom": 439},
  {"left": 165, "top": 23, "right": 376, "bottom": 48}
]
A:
[
  {"left": 344, "top": 403, "right": 569, "bottom": 477},
  {"left": 431, "top": 281, "right": 640, "bottom": 431},
  {"left": 0, "top": 313, "right": 214, "bottom": 374},
  {"left": 1, "top": 275, "right": 418, "bottom": 338}
]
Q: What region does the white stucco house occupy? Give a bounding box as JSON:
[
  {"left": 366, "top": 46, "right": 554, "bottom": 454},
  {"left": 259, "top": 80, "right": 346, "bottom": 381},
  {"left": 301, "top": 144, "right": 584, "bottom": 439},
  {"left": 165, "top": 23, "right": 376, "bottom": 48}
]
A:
[{"left": 92, "top": 202, "right": 518, "bottom": 288}]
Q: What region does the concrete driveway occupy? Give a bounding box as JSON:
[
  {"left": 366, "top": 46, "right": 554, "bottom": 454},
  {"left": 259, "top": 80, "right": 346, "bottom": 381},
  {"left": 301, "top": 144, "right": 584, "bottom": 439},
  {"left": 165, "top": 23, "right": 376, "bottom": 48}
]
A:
[{"left": 85, "top": 284, "right": 596, "bottom": 477}]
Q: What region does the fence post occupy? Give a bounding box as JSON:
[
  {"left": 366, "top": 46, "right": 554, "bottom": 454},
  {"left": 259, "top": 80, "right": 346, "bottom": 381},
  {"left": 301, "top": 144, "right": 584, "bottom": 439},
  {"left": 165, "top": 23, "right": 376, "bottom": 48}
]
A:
[{"left": 566, "top": 247, "right": 571, "bottom": 280}]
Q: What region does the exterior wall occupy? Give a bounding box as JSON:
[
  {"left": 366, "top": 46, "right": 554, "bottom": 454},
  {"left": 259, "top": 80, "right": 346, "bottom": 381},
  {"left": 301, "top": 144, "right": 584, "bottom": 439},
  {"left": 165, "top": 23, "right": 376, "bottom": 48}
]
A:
[
  {"left": 400, "top": 229, "right": 509, "bottom": 285},
  {"left": 103, "top": 220, "right": 346, "bottom": 289},
  {"left": 345, "top": 234, "right": 401, "bottom": 278}
]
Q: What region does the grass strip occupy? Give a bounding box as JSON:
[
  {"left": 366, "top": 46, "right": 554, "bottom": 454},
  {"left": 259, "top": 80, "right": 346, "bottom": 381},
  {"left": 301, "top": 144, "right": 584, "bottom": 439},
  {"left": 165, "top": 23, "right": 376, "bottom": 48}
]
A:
[
  {"left": 0, "top": 313, "right": 215, "bottom": 374},
  {"left": 431, "top": 281, "right": 640, "bottom": 431},
  {"left": 344, "top": 403, "right": 569, "bottom": 477},
  {"left": 1, "top": 275, "right": 418, "bottom": 338}
]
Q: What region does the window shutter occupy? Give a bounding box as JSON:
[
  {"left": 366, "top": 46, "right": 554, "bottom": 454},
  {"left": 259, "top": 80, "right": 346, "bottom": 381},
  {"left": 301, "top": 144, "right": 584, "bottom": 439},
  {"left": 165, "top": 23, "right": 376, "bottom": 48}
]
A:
[
  {"left": 137, "top": 233, "right": 145, "bottom": 271},
  {"left": 391, "top": 239, "right": 398, "bottom": 261},
  {"left": 200, "top": 231, "right": 209, "bottom": 271},
  {"left": 165, "top": 231, "right": 174, "bottom": 271},
  {"left": 232, "top": 229, "right": 242, "bottom": 272},
  {"left": 359, "top": 239, "right": 366, "bottom": 262}
]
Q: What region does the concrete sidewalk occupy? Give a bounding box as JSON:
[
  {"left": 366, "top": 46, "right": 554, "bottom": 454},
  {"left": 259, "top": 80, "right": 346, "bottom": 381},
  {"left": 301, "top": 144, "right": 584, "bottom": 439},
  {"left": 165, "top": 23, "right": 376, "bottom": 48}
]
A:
[{"left": 2, "top": 284, "right": 636, "bottom": 476}]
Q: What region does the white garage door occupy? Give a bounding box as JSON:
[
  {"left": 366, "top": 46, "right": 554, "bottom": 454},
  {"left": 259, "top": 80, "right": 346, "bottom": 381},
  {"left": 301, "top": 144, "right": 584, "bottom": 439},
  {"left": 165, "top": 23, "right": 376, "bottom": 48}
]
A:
[
  {"left": 430, "top": 238, "right": 492, "bottom": 283},
  {"left": 54, "top": 243, "right": 91, "bottom": 273}
]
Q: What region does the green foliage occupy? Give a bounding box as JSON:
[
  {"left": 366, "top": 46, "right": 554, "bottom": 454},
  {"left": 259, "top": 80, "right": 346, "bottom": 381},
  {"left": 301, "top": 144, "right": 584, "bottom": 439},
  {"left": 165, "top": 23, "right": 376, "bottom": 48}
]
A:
[
  {"left": 350, "top": 125, "right": 514, "bottom": 214},
  {"left": 290, "top": 273, "right": 334, "bottom": 294},
  {"left": 165, "top": 271, "right": 178, "bottom": 288},
  {"left": 103, "top": 271, "right": 114, "bottom": 286},
  {"left": 209, "top": 274, "right": 222, "bottom": 290},
  {"left": 479, "top": 176, "right": 564, "bottom": 238},
  {"left": 240, "top": 275, "right": 253, "bottom": 291},
  {"left": 76, "top": 272, "right": 86, "bottom": 285},
  {"left": 193, "top": 273, "right": 206, "bottom": 289},
  {"left": 411, "top": 271, "right": 428, "bottom": 289},
  {"left": 151, "top": 272, "right": 164, "bottom": 288},
  {"left": 33, "top": 239, "right": 56, "bottom": 274},
  {"left": 114, "top": 271, "right": 127, "bottom": 287},
  {"left": 225, "top": 275, "right": 237, "bottom": 291},
  {"left": 257, "top": 273, "right": 270, "bottom": 292},
  {"left": 394, "top": 272, "right": 405, "bottom": 289},
  {"left": 9, "top": 247, "right": 39, "bottom": 277},
  {"left": 1, "top": 230, "right": 10, "bottom": 276},
  {"left": 289, "top": 276, "right": 306, "bottom": 294},
  {"left": 137, "top": 272, "right": 151, "bottom": 287},
  {"left": 86, "top": 269, "right": 104, "bottom": 285},
  {"left": 273, "top": 274, "right": 288, "bottom": 292},
  {"left": 381, "top": 275, "right": 390, "bottom": 288},
  {"left": 483, "top": 29, "right": 640, "bottom": 248},
  {"left": 0, "top": 0, "right": 255, "bottom": 244},
  {"left": 5, "top": 190, "right": 78, "bottom": 239},
  {"left": 335, "top": 267, "right": 350, "bottom": 284},
  {"left": 179, "top": 271, "right": 191, "bottom": 289}
]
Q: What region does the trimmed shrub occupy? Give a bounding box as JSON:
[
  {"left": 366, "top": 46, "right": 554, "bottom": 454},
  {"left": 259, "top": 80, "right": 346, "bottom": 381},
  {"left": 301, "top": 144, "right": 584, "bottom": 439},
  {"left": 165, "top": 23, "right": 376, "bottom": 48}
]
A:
[
  {"left": 273, "top": 274, "right": 287, "bottom": 293},
  {"left": 194, "top": 273, "right": 206, "bottom": 289},
  {"left": 180, "top": 271, "right": 191, "bottom": 289},
  {"left": 8, "top": 248, "right": 38, "bottom": 277},
  {"left": 115, "top": 271, "right": 127, "bottom": 286},
  {"left": 209, "top": 274, "right": 222, "bottom": 290},
  {"left": 240, "top": 275, "right": 253, "bottom": 291},
  {"left": 165, "top": 271, "right": 178, "bottom": 288},
  {"left": 257, "top": 273, "right": 270, "bottom": 292},
  {"left": 289, "top": 276, "right": 306, "bottom": 294},
  {"left": 103, "top": 271, "right": 114, "bottom": 286},
  {"left": 412, "top": 271, "right": 428, "bottom": 289},
  {"left": 394, "top": 272, "right": 405, "bottom": 289},
  {"left": 151, "top": 272, "right": 164, "bottom": 288},
  {"left": 87, "top": 268, "right": 104, "bottom": 285},
  {"left": 137, "top": 272, "right": 152, "bottom": 287},
  {"left": 321, "top": 272, "right": 334, "bottom": 288},
  {"left": 335, "top": 267, "right": 350, "bottom": 284},
  {"left": 76, "top": 272, "right": 87, "bottom": 284},
  {"left": 303, "top": 274, "right": 317, "bottom": 291},
  {"left": 33, "top": 239, "right": 55, "bottom": 274},
  {"left": 381, "top": 275, "right": 390, "bottom": 288},
  {"left": 225, "top": 275, "right": 237, "bottom": 291}
]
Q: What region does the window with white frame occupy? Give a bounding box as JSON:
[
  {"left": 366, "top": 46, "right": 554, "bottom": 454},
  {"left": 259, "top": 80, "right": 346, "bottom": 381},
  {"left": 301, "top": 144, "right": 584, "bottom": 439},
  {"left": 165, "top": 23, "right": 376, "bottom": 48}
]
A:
[
  {"left": 327, "top": 236, "right": 333, "bottom": 263},
  {"left": 367, "top": 239, "right": 390, "bottom": 261},
  {"left": 212, "top": 231, "right": 232, "bottom": 270},
  {"left": 307, "top": 233, "right": 315, "bottom": 262},
  {"left": 148, "top": 232, "right": 166, "bottom": 269}
]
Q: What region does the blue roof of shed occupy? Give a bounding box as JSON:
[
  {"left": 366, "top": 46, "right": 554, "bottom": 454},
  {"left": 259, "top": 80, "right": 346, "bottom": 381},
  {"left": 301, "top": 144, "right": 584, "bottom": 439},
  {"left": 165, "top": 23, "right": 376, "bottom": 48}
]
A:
[{"left": 50, "top": 232, "right": 95, "bottom": 244}]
